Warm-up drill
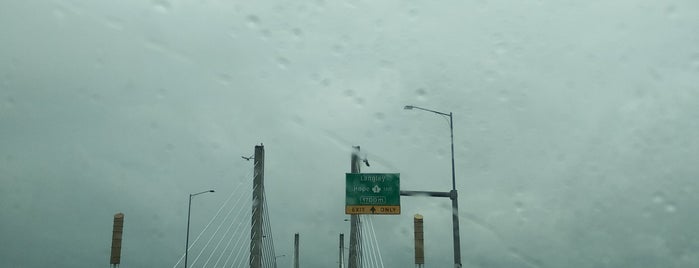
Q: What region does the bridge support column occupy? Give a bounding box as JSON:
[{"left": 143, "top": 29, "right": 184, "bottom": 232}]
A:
[
  {"left": 250, "top": 145, "right": 264, "bottom": 268},
  {"left": 348, "top": 147, "right": 362, "bottom": 268}
]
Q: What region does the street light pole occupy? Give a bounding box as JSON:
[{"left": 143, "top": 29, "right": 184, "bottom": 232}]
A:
[
  {"left": 185, "top": 189, "right": 215, "bottom": 268},
  {"left": 447, "top": 111, "right": 462, "bottom": 268},
  {"left": 404, "top": 105, "right": 462, "bottom": 268}
]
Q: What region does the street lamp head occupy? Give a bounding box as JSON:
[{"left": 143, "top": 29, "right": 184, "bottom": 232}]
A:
[
  {"left": 191, "top": 189, "right": 216, "bottom": 197},
  {"left": 404, "top": 105, "right": 414, "bottom": 110}
]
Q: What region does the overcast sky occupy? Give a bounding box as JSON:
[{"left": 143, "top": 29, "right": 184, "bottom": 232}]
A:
[{"left": 2, "top": 0, "right": 699, "bottom": 267}]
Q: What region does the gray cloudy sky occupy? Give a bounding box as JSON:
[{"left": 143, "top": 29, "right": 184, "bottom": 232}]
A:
[{"left": 2, "top": 0, "right": 699, "bottom": 267}]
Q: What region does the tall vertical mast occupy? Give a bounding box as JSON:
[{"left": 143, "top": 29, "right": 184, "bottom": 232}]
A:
[
  {"left": 339, "top": 233, "right": 345, "bottom": 268},
  {"left": 348, "top": 147, "right": 362, "bottom": 268},
  {"left": 294, "top": 233, "right": 300, "bottom": 268},
  {"left": 250, "top": 145, "right": 264, "bottom": 268}
]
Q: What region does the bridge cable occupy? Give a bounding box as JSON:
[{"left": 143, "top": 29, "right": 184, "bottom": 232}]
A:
[
  {"left": 262, "top": 192, "right": 277, "bottom": 268},
  {"left": 362, "top": 216, "right": 377, "bottom": 268},
  {"left": 200, "top": 184, "right": 254, "bottom": 267},
  {"left": 367, "top": 216, "right": 385, "bottom": 268},
  {"left": 229, "top": 199, "right": 261, "bottom": 267},
  {"left": 211, "top": 188, "right": 253, "bottom": 267},
  {"left": 190, "top": 183, "right": 255, "bottom": 266},
  {"left": 171, "top": 161, "right": 258, "bottom": 268},
  {"left": 197, "top": 189, "right": 248, "bottom": 267}
]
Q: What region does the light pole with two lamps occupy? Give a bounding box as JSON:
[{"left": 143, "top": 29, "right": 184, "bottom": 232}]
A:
[
  {"left": 185, "top": 189, "right": 215, "bottom": 268},
  {"left": 404, "top": 105, "right": 462, "bottom": 268}
]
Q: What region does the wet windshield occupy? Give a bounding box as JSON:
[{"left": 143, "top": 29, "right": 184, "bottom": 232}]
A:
[{"left": 1, "top": 1, "right": 698, "bottom": 267}]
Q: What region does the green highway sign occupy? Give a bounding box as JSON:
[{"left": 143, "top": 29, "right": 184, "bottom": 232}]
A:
[{"left": 345, "top": 173, "right": 400, "bottom": 215}]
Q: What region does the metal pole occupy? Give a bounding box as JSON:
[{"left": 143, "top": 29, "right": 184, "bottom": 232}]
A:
[
  {"left": 185, "top": 195, "right": 192, "bottom": 268},
  {"left": 450, "top": 113, "right": 456, "bottom": 190},
  {"left": 405, "top": 106, "right": 462, "bottom": 268},
  {"left": 400, "top": 190, "right": 451, "bottom": 198},
  {"left": 451, "top": 193, "right": 461, "bottom": 268},
  {"left": 185, "top": 190, "right": 214, "bottom": 268},
  {"left": 449, "top": 113, "right": 462, "bottom": 268}
]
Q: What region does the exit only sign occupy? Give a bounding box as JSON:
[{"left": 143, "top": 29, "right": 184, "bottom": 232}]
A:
[{"left": 345, "top": 173, "right": 400, "bottom": 215}]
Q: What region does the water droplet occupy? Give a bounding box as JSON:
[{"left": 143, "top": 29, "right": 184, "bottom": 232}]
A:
[
  {"left": 1, "top": 97, "right": 15, "bottom": 111},
  {"left": 649, "top": 68, "right": 663, "bottom": 81},
  {"left": 484, "top": 69, "right": 498, "bottom": 83},
  {"left": 398, "top": 226, "right": 409, "bottom": 236},
  {"left": 156, "top": 88, "right": 166, "bottom": 99},
  {"left": 52, "top": 8, "right": 66, "bottom": 19},
  {"left": 152, "top": 0, "right": 172, "bottom": 13},
  {"left": 9, "top": 58, "right": 19, "bottom": 70},
  {"left": 292, "top": 115, "right": 305, "bottom": 125},
  {"left": 321, "top": 79, "right": 331, "bottom": 87},
  {"left": 515, "top": 201, "right": 524, "bottom": 213},
  {"left": 343, "top": 89, "right": 355, "bottom": 97},
  {"left": 354, "top": 97, "right": 365, "bottom": 106},
  {"left": 276, "top": 56, "right": 289, "bottom": 69},
  {"left": 494, "top": 41, "right": 508, "bottom": 55},
  {"left": 228, "top": 27, "right": 239, "bottom": 39},
  {"left": 476, "top": 0, "right": 490, "bottom": 12},
  {"left": 374, "top": 19, "right": 385, "bottom": 31},
  {"left": 89, "top": 93, "right": 101, "bottom": 102},
  {"left": 415, "top": 88, "right": 427, "bottom": 101},
  {"left": 246, "top": 15, "right": 260, "bottom": 28},
  {"left": 105, "top": 17, "right": 125, "bottom": 31},
  {"left": 145, "top": 39, "right": 168, "bottom": 53},
  {"left": 665, "top": 204, "right": 676, "bottom": 213},
  {"left": 408, "top": 8, "right": 418, "bottom": 18},
  {"left": 498, "top": 90, "right": 510, "bottom": 103},
  {"left": 652, "top": 192, "right": 665, "bottom": 204},
  {"left": 374, "top": 112, "right": 385, "bottom": 121},
  {"left": 379, "top": 60, "right": 394, "bottom": 68},
  {"left": 665, "top": 5, "right": 677, "bottom": 19},
  {"left": 343, "top": 0, "right": 359, "bottom": 8},
  {"left": 691, "top": 54, "right": 699, "bottom": 71},
  {"left": 218, "top": 73, "right": 232, "bottom": 85},
  {"left": 94, "top": 57, "right": 105, "bottom": 69},
  {"left": 260, "top": 29, "right": 271, "bottom": 40},
  {"left": 332, "top": 44, "right": 345, "bottom": 56},
  {"left": 292, "top": 28, "right": 303, "bottom": 38},
  {"left": 310, "top": 73, "right": 321, "bottom": 83}
]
